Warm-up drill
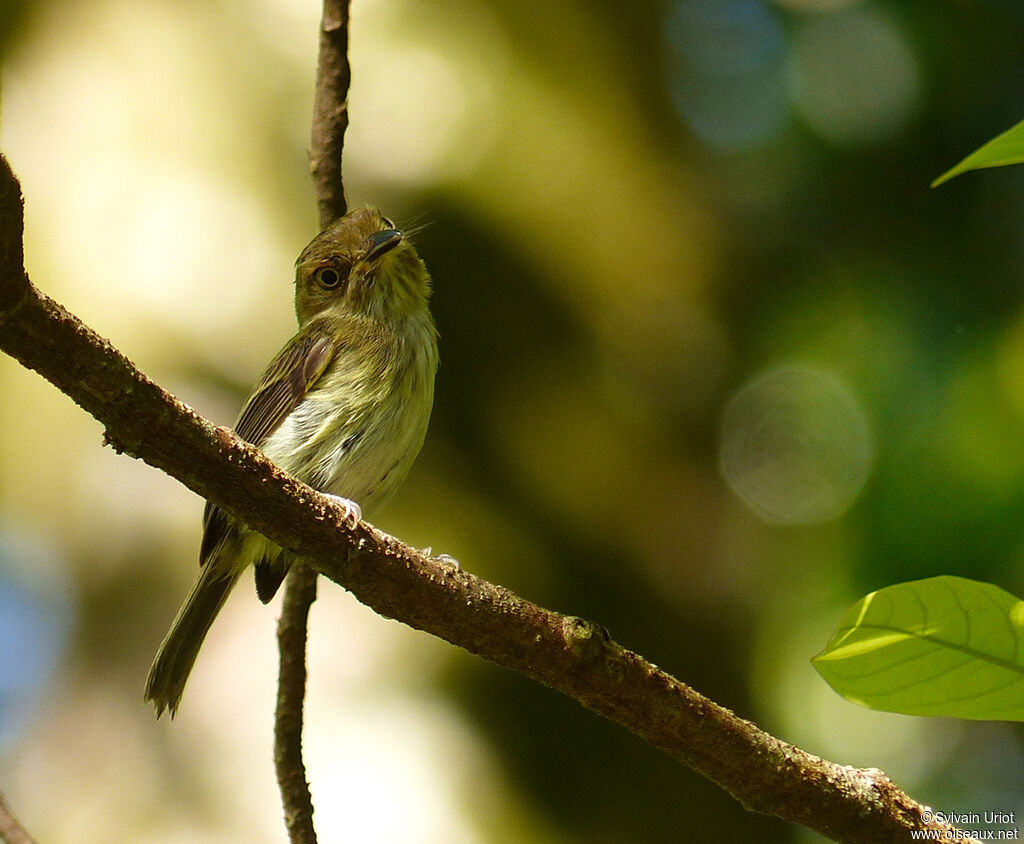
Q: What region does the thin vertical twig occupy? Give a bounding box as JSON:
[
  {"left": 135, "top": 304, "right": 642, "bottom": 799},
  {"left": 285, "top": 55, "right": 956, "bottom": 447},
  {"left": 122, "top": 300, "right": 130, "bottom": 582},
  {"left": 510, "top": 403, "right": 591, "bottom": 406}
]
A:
[
  {"left": 273, "top": 1, "right": 352, "bottom": 841},
  {"left": 274, "top": 566, "right": 320, "bottom": 844},
  {"left": 310, "top": 0, "right": 352, "bottom": 228}
]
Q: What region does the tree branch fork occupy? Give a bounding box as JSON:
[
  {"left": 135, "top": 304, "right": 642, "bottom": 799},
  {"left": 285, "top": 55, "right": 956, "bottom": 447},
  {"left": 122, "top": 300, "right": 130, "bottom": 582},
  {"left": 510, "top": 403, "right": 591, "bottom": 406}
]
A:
[{"left": 0, "top": 154, "right": 975, "bottom": 844}]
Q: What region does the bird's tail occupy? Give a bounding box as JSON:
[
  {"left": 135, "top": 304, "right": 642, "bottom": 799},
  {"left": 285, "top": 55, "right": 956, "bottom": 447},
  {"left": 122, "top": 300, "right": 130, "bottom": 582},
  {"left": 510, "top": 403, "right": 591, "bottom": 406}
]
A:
[{"left": 144, "top": 563, "right": 240, "bottom": 718}]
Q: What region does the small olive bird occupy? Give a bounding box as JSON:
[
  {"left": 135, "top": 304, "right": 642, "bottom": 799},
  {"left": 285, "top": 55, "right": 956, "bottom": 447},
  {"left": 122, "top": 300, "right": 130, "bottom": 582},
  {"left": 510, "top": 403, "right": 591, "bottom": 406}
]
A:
[{"left": 145, "top": 207, "right": 438, "bottom": 717}]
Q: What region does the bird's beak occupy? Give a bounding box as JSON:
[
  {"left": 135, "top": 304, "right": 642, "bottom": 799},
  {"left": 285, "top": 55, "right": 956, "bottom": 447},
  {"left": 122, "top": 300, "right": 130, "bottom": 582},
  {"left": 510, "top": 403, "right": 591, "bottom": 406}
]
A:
[{"left": 366, "top": 229, "right": 403, "bottom": 263}]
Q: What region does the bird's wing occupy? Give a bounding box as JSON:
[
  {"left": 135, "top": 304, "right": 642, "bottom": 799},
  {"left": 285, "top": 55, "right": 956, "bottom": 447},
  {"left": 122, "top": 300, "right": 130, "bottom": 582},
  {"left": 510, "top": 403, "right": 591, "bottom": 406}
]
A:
[
  {"left": 199, "top": 322, "right": 338, "bottom": 566},
  {"left": 233, "top": 325, "right": 337, "bottom": 447}
]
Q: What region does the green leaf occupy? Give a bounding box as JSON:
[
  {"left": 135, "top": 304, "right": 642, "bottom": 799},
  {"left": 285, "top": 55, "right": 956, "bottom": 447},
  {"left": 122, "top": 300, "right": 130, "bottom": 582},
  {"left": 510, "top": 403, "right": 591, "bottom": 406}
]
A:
[
  {"left": 813, "top": 576, "right": 1024, "bottom": 720},
  {"left": 932, "top": 118, "right": 1024, "bottom": 187}
]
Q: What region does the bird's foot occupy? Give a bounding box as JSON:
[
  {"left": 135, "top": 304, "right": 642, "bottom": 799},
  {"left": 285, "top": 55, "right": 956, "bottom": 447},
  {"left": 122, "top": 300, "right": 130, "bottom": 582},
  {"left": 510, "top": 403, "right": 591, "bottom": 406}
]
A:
[
  {"left": 324, "top": 494, "right": 362, "bottom": 526},
  {"left": 420, "top": 547, "right": 460, "bottom": 569}
]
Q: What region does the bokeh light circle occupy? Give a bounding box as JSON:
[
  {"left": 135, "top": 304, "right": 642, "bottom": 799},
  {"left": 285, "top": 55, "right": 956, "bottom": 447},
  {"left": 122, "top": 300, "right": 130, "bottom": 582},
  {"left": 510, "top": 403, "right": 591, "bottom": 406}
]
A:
[
  {"left": 788, "top": 7, "right": 921, "bottom": 146},
  {"left": 720, "top": 365, "right": 873, "bottom": 524}
]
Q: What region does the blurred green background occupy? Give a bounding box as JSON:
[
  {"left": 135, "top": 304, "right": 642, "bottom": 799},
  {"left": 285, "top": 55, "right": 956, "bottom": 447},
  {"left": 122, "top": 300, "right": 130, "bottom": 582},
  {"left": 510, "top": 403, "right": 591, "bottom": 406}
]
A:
[{"left": 3, "top": 0, "right": 1024, "bottom": 841}]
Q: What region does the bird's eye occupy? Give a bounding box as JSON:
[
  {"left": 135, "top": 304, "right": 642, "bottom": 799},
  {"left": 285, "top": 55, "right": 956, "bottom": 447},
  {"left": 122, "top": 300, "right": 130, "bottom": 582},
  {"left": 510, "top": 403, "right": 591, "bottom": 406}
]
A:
[{"left": 313, "top": 265, "right": 343, "bottom": 289}]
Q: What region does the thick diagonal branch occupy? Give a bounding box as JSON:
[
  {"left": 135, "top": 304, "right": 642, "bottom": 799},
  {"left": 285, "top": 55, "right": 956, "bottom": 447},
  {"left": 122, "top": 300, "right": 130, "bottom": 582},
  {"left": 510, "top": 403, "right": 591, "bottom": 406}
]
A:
[{"left": 0, "top": 155, "right": 977, "bottom": 844}]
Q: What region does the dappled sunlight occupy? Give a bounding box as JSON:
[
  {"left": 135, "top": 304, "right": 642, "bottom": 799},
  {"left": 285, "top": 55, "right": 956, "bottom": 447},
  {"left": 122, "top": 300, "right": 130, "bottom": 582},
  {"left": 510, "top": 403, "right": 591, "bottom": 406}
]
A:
[{"left": 2, "top": 0, "right": 1024, "bottom": 840}]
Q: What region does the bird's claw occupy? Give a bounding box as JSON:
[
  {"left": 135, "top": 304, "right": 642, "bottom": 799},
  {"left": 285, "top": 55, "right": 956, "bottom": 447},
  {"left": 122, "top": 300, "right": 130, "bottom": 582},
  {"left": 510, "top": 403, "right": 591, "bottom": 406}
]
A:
[
  {"left": 433, "top": 552, "right": 461, "bottom": 569},
  {"left": 324, "top": 494, "right": 362, "bottom": 526}
]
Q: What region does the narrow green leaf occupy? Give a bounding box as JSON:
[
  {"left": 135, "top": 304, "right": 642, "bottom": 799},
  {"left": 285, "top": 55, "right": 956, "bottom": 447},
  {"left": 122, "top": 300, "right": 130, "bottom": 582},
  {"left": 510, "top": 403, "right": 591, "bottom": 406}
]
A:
[
  {"left": 813, "top": 576, "right": 1024, "bottom": 720},
  {"left": 932, "top": 117, "right": 1024, "bottom": 187}
]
